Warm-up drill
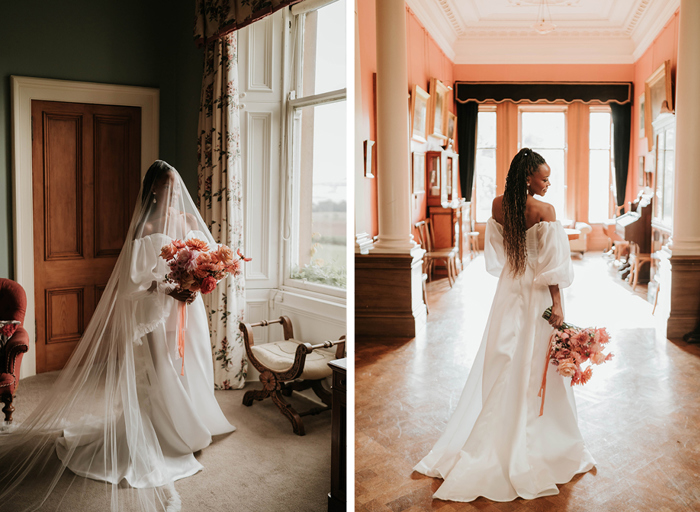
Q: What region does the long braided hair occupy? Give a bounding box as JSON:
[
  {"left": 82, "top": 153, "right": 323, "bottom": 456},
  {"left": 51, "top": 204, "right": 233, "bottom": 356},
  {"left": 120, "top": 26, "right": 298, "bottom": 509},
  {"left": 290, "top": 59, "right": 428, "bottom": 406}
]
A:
[{"left": 502, "top": 148, "right": 546, "bottom": 277}]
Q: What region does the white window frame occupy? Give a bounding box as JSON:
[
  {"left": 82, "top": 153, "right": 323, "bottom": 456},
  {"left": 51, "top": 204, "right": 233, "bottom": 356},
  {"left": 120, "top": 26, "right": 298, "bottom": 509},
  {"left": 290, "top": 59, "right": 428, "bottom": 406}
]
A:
[
  {"left": 517, "top": 104, "right": 569, "bottom": 217},
  {"left": 474, "top": 105, "right": 497, "bottom": 223},
  {"left": 588, "top": 106, "right": 615, "bottom": 223},
  {"left": 280, "top": 0, "right": 347, "bottom": 300}
]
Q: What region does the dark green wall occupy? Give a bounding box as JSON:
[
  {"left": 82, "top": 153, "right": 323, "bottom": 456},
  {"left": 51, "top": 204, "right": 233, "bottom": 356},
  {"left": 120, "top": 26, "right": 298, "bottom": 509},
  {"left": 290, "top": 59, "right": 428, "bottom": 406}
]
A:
[{"left": 0, "top": 0, "right": 203, "bottom": 278}]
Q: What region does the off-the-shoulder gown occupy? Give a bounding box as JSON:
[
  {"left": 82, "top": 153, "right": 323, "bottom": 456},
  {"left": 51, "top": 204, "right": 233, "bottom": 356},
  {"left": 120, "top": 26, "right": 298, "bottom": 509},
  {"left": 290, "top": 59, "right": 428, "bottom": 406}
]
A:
[{"left": 414, "top": 218, "right": 595, "bottom": 502}]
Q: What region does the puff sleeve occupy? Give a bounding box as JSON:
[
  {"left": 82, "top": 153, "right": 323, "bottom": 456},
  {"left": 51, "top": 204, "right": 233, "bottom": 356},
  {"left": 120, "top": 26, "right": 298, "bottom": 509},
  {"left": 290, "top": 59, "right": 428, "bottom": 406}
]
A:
[
  {"left": 121, "top": 233, "right": 173, "bottom": 344},
  {"left": 484, "top": 218, "right": 506, "bottom": 277},
  {"left": 533, "top": 221, "right": 574, "bottom": 289}
]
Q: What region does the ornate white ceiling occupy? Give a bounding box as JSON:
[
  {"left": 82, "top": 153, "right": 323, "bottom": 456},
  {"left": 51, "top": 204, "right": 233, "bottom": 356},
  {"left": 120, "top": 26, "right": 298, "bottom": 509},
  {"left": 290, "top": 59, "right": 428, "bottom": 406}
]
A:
[{"left": 405, "top": 0, "right": 680, "bottom": 64}]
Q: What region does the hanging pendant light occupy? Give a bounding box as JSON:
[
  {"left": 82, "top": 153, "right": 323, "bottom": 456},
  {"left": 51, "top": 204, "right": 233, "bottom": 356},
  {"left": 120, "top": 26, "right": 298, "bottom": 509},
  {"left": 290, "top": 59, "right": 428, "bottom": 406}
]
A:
[{"left": 533, "top": 0, "right": 556, "bottom": 34}]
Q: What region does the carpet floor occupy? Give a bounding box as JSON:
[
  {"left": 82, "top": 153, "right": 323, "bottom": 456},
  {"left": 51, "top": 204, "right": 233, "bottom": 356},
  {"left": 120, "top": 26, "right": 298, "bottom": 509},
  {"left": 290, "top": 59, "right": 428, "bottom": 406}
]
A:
[{"left": 9, "top": 374, "right": 332, "bottom": 512}]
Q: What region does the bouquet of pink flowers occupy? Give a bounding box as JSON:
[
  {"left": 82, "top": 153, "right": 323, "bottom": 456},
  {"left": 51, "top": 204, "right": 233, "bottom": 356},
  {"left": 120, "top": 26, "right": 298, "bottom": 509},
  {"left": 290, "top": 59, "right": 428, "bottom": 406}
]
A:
[
  {"left": 159, "top": 238, "right": 250, "bottom": 376},
  {"left": 159, "top": 238, "right": 250, "bottom": 295},
  {"left": 538, "top": 308, "right": 614, "bottom": 415}
]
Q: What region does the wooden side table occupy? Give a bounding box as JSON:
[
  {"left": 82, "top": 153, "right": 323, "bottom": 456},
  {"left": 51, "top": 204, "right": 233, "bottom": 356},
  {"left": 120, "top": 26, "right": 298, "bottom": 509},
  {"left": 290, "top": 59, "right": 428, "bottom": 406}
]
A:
[{"left": 328, "top": 358, "right": 347, "bottom": 512}]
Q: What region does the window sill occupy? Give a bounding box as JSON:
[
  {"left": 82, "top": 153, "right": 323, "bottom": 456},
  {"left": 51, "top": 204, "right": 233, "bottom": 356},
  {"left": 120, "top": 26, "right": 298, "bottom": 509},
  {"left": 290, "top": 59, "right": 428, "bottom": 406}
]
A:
[{"left": 280, "top": 282, "right": 346, "bottom": 305}]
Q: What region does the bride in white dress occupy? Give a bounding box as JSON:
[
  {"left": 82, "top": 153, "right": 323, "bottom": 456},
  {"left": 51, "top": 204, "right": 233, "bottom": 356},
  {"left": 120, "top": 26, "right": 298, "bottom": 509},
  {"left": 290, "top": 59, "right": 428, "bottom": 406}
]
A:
[
  {"left": 414, "top": 148, "right": 595, "bottom": 502},
  {"left": 0, "top": 161, "right": 234, "bottom": 511}
]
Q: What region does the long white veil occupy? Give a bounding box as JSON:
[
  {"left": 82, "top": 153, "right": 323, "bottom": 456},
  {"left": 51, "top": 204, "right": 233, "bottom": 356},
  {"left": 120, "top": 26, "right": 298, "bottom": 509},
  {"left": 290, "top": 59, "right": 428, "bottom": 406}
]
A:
[{"left": 0, "top": 161, "right": 218, "bottom": 511}]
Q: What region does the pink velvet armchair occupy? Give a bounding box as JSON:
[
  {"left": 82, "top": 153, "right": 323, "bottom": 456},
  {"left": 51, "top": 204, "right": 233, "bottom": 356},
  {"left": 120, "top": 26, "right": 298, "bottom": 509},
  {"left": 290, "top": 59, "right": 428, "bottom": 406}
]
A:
[{"left": 0, "top": 279, "right": 30, "bottom": 422}]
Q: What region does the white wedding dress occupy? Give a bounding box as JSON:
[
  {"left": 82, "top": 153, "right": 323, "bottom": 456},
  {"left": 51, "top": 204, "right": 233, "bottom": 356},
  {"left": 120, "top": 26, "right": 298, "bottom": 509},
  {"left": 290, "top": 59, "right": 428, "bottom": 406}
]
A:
[
  {"left": 0, "top": 162, "right": 236, "bottom": 512},
  {"left": 55, "top": 230, "right": 235, "bottom": 488},
  {"left": 414, "top": 218, "right": 595, "bottom": 502}
]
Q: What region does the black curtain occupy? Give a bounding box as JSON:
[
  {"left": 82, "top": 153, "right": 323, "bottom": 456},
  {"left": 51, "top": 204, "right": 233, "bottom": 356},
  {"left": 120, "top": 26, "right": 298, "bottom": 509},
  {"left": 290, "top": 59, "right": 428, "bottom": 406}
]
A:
[
  {"left": 610, "top": 102, "right": 632, "bottom": 209},
  {"left": 457, "top": 101, "right": 478, "bottom": 201}
]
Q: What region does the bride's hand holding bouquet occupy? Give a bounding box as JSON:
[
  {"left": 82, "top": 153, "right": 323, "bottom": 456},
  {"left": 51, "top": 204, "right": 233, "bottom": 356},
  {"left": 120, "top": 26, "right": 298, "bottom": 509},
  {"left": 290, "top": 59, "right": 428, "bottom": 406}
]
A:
[{"left": 159, "top": 238, "right": 249, "bottom": 301}]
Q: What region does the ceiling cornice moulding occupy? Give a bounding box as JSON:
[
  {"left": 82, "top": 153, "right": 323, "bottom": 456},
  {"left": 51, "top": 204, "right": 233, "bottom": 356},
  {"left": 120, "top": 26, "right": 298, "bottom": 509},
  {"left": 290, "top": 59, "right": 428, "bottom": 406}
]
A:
[
  {"left": 405, "top": 0, "right": 458, "bottom": 62},
  {"left": 406, "top": 0, "right": 680, "bottom": 65}
]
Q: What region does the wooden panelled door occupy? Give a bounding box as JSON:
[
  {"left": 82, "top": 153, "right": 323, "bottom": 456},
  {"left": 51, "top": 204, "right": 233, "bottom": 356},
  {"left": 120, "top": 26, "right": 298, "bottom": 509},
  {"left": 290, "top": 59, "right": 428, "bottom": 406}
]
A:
[{"left": 32, "top": 100, "right": 141, "bottom": 373}]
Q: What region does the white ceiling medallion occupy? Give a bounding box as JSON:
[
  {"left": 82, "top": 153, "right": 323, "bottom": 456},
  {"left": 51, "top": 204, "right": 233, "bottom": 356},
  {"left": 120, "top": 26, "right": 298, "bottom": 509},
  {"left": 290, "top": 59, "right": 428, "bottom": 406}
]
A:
[{"left": 532, "top": 0, "right": 556, "bottom": 34}]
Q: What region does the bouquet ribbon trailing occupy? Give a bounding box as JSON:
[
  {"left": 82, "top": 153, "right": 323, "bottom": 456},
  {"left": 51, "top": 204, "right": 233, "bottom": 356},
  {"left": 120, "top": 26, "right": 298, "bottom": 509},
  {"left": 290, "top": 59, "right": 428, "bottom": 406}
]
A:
[{"left": 178, "top": 302, "right": 187, "bottom": 376}]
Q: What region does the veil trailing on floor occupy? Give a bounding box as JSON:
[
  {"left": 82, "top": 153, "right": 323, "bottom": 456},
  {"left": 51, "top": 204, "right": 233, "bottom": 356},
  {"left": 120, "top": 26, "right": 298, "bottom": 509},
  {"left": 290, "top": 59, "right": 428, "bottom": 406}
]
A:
[{"left": 0, "top": 161, "right": 218, "bottom": 512}]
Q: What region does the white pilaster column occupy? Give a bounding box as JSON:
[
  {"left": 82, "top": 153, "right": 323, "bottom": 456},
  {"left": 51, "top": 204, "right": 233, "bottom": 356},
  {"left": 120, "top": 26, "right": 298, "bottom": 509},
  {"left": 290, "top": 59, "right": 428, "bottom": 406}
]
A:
[
  {"left": 671, "top": 0, "right": 700, "bottom": 255},
  {"left": 373, "top": 0, "right": 418, "bottom": 253}
]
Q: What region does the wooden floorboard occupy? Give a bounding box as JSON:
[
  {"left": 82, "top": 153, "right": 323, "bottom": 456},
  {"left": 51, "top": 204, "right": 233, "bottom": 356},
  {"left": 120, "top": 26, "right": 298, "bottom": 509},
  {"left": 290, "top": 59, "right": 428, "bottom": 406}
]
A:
[{"left": 355, "top": 253, "right": 700, "bottom": 511}]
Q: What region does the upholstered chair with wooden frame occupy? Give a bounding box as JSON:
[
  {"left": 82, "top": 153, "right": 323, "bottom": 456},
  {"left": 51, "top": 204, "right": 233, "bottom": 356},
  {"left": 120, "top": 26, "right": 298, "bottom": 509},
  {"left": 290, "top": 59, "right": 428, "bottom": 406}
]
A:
[
  {"left": 415, "top": 219, "right": 458, "bottom": 287},
  {"left": 240, "top": 316, "right": 345, "bottom": 436},
  {"left": 0, "top": 279, "right": 30, "bottom": 423}
]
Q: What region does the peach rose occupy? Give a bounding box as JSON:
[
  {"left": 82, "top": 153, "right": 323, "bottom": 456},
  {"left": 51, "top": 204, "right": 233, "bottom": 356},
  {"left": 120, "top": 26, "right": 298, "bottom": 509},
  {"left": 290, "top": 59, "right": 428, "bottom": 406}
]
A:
[
  {"left": 196, "top": 252, "right": 213, "bottom": 265},
  {"left": 216, "top": 245, "right": 234, "bottom": 265},
  {"left": 557, "top": 359, "right": 577, "bottom": 378},
  {"left": 160, "top": 243, "right": 177, "bottom": 261},
  {"left": 186, "top": 238, "right": 209, "bottom": 252},
  {"left": 201, "top": 276, "right": 217, "bottom": 294}
]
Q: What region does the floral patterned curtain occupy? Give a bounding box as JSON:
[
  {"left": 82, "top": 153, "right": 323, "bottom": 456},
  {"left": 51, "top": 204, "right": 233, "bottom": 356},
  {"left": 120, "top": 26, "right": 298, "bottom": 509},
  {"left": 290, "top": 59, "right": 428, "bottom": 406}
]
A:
[
  {"left": 194, "top": 0, "right": 302, "bottom": 47},
  {"left": 197, "top": 33, "right": 247, "bottom": 390}
]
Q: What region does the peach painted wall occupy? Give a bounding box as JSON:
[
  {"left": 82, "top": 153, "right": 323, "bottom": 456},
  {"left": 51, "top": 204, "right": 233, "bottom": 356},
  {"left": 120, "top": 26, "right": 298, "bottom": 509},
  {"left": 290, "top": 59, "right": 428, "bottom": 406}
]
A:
[
  {"left": 406, "top": 6, "right": 455, "bottom": 241},
  {"left": 631, "top": 10, "right": 679, "bottom": 204},
  {"left": 357, "top": 0, "right": 378, "bottom": 237},
  {"left": 357, "top": 0, "right": 455, "bottom": 238}
]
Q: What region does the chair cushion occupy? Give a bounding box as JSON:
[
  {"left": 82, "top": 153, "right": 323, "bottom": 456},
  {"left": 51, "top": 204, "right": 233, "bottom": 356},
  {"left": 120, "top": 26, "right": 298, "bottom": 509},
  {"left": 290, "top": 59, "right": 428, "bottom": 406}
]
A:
[{"left": 251, "top": 339, "right": 335, "bottom": 380}]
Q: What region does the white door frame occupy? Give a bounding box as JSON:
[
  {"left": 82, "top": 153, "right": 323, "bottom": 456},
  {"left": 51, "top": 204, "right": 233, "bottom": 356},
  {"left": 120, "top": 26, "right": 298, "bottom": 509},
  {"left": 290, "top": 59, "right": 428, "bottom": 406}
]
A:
[{"left": 11, "top": 76, "right": 160, "bottom": 378}]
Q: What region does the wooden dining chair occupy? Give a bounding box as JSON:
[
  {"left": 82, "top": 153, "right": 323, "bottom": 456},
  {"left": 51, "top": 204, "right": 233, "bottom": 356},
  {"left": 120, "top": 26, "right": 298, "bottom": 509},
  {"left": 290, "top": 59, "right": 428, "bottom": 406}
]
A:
[
  {"left": 627, "top": 242, "right": 652, "bottom": 291},
  {"left": 415, "top": 219, "right": 458, "bottom": 287}
]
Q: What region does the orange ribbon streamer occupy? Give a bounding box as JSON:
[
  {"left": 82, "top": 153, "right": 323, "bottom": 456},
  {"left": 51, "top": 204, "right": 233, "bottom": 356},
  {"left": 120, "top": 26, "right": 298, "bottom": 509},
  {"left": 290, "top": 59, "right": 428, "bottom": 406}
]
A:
[
  {"left": 537, "top": 331, "right": 555, "bottom": 417},
  {"left": 177, "top": 301, "right": 187, "bottom": 376}
]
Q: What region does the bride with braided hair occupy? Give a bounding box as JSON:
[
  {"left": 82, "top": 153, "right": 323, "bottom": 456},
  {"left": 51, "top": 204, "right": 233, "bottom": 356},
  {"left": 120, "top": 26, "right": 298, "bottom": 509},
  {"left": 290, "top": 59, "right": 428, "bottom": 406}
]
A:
[{"left": 414, "top": 148, "right": 595, "bottom": 502}]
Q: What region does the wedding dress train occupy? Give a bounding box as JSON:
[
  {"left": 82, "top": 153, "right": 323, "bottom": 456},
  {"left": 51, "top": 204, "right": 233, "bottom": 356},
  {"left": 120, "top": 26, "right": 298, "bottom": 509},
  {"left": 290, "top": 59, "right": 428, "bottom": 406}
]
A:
[
  {"left": 414, "top": 218, "right": 595, "bottom": 502},
  {"left": 0, "top": 162, "right": 235, "bottom": 512}
]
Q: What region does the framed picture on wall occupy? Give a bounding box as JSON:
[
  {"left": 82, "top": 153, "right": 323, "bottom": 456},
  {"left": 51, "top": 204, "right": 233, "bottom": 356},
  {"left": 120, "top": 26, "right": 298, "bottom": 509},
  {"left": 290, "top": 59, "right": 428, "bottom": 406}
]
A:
[
  {"left": 639, "top": 93, "right": 645, "bottom": 139},
  {"left": 428, "top": 78, "right": 449, "bottom": 141},
  {"left": 645, "top": 60, "right": 674, "bottom": 151},
  {"left": 412, "top": 152, "right": 425, "bottom": 194},
  {"left": 364, "top": 140, "right": 375, "bottom": 178},
  {"left": 410, "top": 85, "right": 430, "bottom": 143},
  {"left": 447, "top": 112, "right": 457, "bottom": 142}
]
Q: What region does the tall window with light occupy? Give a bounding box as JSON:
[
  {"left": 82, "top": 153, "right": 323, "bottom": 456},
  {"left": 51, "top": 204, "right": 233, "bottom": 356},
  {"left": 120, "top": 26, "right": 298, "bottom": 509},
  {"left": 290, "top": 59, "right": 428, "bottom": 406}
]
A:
[
  {"left": 520, "top": 109, "right": 567, "bottom": 218},
  {"left": 588, "top": 110, "right": 614, "bottom": 223},
  {"left": 475, "top": 109, "right": 497, "bottom": 223},
  {"left": 287, "top": 0, "right": 346, "bottom": 293}
]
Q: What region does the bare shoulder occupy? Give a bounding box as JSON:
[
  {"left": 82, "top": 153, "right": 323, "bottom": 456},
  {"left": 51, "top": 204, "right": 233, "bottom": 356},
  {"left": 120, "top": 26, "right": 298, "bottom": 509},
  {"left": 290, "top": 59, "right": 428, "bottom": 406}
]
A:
[
  {"left": 141, "top": 221, "right": 154, "bottom": 236},
  {"left": 539, "top": 201, "right": 556, "bottom": 222},
  {"left": 492, "top": 195, "right": 504, "bottom": 223},
  {"left": 185, "top": 212, "right": 198, "bottom": 231}
]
